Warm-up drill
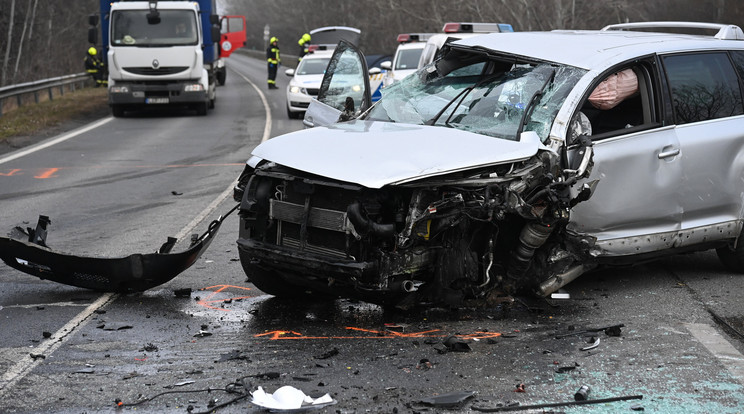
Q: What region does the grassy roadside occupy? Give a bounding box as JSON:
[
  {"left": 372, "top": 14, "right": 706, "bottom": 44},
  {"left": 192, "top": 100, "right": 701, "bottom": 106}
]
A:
[{"left": 0, "top": 87, "right": 109, "bottom": 141}]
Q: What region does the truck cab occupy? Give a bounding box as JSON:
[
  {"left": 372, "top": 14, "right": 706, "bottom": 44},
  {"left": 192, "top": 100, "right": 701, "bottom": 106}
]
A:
[{"left": 91, "top": 0, "right": 244, "bottom": 117}]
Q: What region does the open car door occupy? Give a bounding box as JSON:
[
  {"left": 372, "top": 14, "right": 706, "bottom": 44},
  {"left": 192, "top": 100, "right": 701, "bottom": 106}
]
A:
[{"left": 303, "top": 40, "right": 371, "bottom": 128}]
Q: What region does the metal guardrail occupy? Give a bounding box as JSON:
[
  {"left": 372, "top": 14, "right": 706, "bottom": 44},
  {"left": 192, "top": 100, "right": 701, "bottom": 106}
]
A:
[{"left": 0, "top": 73, "right": 93, "bottom": 117}]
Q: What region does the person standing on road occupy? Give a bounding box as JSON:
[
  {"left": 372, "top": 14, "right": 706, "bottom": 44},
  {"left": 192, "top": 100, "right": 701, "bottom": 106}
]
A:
[
  {"left": 84, "top": 47, "right": 107, "bottom": 87},
  {"left": 267, "top": 36, "right": 280, "bottom": 89},
  {"left": 298, "top": 33, "right": 311, "bottom": 61}
]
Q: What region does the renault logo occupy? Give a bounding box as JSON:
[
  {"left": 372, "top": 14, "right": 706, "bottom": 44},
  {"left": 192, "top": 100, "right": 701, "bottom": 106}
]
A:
[{"left": 152, "top": 59, "right": 160, "bottom": 69}]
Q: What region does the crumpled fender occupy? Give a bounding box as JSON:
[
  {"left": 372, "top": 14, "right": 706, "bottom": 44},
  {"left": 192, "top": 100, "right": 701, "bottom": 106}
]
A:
[{"left": 0, "top": 209, "right": 232, "bottom": 293}]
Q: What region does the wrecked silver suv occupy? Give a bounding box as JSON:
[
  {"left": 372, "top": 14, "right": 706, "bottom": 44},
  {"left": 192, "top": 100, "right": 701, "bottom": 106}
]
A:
[{"left": 235, "top": 22, "right": 744, "bottom": 308}]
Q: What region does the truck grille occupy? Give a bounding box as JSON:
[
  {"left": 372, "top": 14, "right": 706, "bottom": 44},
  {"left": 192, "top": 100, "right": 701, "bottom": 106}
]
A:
[{"left": 124, "top": 67, "right": 189, "bottom": 76}]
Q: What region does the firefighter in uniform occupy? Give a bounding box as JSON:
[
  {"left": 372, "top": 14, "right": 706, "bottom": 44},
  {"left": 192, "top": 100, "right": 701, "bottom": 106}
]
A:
[
  {"left": 298, "top": 33, "right": 311, "bottom": 61},
  {"left": 266, "top": 36, "right": 280, "bottom": 89},
  {"left": 84, "top": 47, "right": 107, "bottom": 87}
]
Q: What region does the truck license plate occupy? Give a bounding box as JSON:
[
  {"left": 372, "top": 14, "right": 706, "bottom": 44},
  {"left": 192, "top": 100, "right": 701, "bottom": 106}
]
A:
[{"left": 145, "top": 97, "right": 169, "bottom": 104}]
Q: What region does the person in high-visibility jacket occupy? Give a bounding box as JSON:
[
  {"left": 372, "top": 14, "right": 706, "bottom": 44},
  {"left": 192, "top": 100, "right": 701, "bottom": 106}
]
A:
[
  {"left": 298, "top": 33, "right": 311, "bottom": 61},
  {"left": 266, "top": 36, "right": 280, "bottom": 89},
  {"left": 84, "top": 47, "right": 107, "bottom": 87}
]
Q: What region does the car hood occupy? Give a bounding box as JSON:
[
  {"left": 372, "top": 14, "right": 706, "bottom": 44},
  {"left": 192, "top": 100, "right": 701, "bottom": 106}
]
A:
[
  {"left": 290, "top": 74, "right": 324, "bottom": 88},
  {"left": 252, "top": 121, "right": 541, "bottom": 189}
]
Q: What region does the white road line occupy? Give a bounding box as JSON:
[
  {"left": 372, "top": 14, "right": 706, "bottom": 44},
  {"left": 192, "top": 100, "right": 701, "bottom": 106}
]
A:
[
  {"left": 0, "top": 68, "right": 271, "bottom": 397},
  {"left": 2, "top": 302, "right": 89, "bottom": 309},
  {"left": 232, "top": 67, "right": 272, "bottom": 143},
  {"left": 0, "top": 117, "right": 113, "bottom": 166},
  {"left": 0, "top": 293, "right": 116, "bottom": 395},
  {"left": 685, "top": 323, "right": 744, "bottom": 385},
  {"left": 174, "top": 67, "right": 271, "bottom": 241}
]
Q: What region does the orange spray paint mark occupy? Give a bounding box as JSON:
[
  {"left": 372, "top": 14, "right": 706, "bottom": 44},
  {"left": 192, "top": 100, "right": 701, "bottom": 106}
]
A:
[
  {"left": 34, "top": 168, "right": 59, "bottom": 179},
  {"left": 253, "top": 327, "right": 502, "bottom": 341},
  {"left": 196, "top": 284, "right": 253, "bottom": 311},
  {"left": 0, "top": 169, "right": 22, "bottom": 176}
]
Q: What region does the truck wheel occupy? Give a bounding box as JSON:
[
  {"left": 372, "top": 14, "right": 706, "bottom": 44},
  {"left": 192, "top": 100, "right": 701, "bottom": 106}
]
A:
[
  {"left": 111, "top": 105, "right": 125, "bottom": 118},
  {"left": 196, "top": 102, "right": 208, "bottom": 116},
  {"left": 216, "top": 69, "right": 226, "bottom": 86},
  {"left": 209, "top": 98, "right": 215, "bottom": 109}
]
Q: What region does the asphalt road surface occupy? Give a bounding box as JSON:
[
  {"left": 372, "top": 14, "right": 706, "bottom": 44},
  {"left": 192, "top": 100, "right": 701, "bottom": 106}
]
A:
[{"left": 1, "top": 53, "right": 744, "bottom": 413}]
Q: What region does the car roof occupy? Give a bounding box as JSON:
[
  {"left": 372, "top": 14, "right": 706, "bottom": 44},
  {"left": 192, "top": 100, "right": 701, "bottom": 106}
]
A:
[{"left": 454, "top": 28, "right": 744, "bottom": 71}]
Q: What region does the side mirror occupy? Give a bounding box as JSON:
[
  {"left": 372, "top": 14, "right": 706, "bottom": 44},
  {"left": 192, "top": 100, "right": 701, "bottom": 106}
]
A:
[
  {"left": 88, "top": 27, "right": 98, "bottom": 45},
  {"left": 369, "top": 67, "right": 381, "bottom": 75},
  {"left": 88, "top": 14, "right": 99, "bottom": 27},
  {"left": 285, "top": 68, "right": 295, "bottom": 77},
  {"left": 210, "top": 14, "right": 220, "bottom": 25},
  {"left": 380, "top": 61, "right": 392, "bottom": 70}
]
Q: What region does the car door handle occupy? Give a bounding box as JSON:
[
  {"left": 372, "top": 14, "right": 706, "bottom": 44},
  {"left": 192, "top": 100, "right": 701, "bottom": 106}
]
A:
[{"left": 658, "top": 148, "right": 680, "bottom": 159}]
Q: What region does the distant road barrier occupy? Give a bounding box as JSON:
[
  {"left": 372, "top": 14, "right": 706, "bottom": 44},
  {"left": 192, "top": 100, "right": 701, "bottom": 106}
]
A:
[{"left": 0, "top": 73, "right": 92, "bottom": 117}]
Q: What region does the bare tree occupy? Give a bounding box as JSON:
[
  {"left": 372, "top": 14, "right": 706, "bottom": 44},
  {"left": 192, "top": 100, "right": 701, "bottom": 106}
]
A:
[
  {"left": 2, "top": 0, "right": 16, "bottom": 85},
  {"left": 12, "top": 0, "right": 34, "bottom": 81}
]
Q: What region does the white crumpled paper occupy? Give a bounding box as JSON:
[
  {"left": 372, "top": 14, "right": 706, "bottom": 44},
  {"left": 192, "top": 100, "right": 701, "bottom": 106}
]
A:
[{"left": 250, "top": 386, "right": 336, "bottom": 411}]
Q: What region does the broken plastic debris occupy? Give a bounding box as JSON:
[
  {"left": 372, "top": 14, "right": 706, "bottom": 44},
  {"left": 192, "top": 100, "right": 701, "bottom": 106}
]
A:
[
  {"left": 580, "top": 337, "right": 600, "bottom": 351},
  {"left": 0, "top": 208, "right": 236, "bottom": 292},
  {"left": 550, "top": 290, "right": 570, "bottom": 299},
  {"left": 313, "top": 347, "right": 339, "bottom": 359},
  {"left": 443, "top": 336, "right": 471, "bottom": 352},
  {"left": 250, "top": 386, "right": 336, "bottom": 411},
  {"left": 419, "top": 391, "right": 476, "bottom": 408}
]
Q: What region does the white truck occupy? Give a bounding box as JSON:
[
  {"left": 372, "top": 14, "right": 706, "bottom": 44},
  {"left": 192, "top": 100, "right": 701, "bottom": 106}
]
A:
[{"left": 88, "top": 0, "right": 245, "bottom": 117}]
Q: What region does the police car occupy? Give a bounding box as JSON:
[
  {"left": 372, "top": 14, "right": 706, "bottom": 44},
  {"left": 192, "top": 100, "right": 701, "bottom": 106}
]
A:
[
  {"left": 284, "top": 49, "right": 334, "bottom": 119},
  {"left": 381, "top": 33, "right": 434, "bottom": 86},
  {"left": 418, "top": 22, "right": 514, "bottom": 69}
]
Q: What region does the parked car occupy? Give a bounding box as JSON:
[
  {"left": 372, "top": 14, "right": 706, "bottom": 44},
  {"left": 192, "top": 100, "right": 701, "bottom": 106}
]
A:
[
  {"left": 285, "top": 50, "right": 333, "bottom": 119},
  {"left": 235, "top": 22, "right": 744, "bottom": 309}
]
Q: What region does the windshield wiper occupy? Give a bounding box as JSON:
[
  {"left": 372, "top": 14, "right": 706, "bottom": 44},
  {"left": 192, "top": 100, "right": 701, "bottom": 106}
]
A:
[{"left": 516, "top": 68, "right": 556, "bottom": 136}]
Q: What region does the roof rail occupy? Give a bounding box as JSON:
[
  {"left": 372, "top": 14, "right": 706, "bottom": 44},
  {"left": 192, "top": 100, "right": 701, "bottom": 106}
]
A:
[{"left": 601, "top": 21, "right": 744, "bottom": 40}]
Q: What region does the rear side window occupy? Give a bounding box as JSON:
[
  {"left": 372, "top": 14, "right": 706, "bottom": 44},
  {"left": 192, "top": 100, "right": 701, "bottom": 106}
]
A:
[
  {"left": 662, "top": 53, "right": 743, "bottom": 124},
  {"left": 730, "top": 51, "right": 744, "bottom": 80}
]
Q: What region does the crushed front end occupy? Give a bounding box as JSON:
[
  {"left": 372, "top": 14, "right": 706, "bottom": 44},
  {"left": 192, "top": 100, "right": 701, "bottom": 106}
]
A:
[{"left": 235, "top": 148, "right": 593, "bottom": 308}]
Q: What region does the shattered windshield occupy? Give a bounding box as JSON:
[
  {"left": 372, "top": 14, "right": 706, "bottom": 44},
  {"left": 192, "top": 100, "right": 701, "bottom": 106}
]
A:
[
  {"left": 111, "top": 10, "right": 198, "bottom": 47},
  {"left": 365, "top": 50, "right": 586, "bottom": 141}
]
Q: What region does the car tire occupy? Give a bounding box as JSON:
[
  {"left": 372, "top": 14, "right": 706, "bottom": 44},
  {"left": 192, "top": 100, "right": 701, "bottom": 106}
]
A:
[
  {"left": 716, "top": 238, "right": 744, "bottom": 273},
  {"left": 111, "top": 105, "right": 125, "bottom": 118}
]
